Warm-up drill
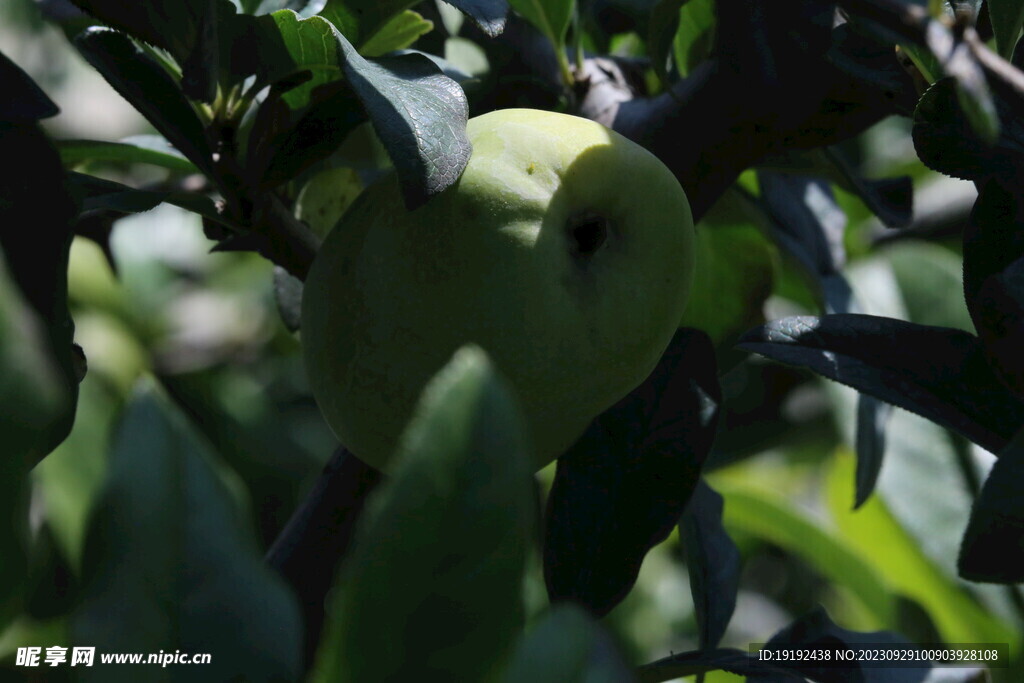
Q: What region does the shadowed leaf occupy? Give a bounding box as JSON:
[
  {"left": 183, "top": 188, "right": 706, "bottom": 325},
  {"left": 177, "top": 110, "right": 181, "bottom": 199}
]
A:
[
  {"left": 337, "top": 33, "right": 471, "bottom": 208},
  {"left": 74, "top": 28, "right": 214, "bottom": 174},
  {"left": 679, "top": 480, "right": 740, "bottom": 649},
  {"left": 738, "top": 314, "right": 1024, "bottom": 454},
  {"left": 72, "top": 387, "right": 303, "bottom": 682},
  {"left": 544, "top": 329, "right": 720, "bottom": 616},
  {"left": 959, "top": 429, "right": 1024, "bottom": 583},
  {"left": 315, "top": 347, "right": 535, "bottom": 682},
  {"left": 501, "top": 605, "right": 634, "bottom": 683}
]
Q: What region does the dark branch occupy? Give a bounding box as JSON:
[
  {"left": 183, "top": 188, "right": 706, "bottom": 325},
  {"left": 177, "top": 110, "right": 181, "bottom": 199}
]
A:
[{"left": 265, "top": 448, "right": 382, "bottom": 664}]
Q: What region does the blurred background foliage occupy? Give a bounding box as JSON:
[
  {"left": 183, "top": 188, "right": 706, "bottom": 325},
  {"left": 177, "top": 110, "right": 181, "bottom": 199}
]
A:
[{"left": 1, "top": 0, "right": 1020, "bottom": 680}]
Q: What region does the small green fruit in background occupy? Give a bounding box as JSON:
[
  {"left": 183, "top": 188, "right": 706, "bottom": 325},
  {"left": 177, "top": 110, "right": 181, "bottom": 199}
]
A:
[{"left": 301, "top": 108, "right": 694, "bottom": 472}]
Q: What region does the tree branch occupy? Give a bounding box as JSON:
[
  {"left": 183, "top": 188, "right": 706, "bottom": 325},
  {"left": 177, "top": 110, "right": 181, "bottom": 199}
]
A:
[{"left": 265, "top": 448, "right": 382, "bottom": 664}]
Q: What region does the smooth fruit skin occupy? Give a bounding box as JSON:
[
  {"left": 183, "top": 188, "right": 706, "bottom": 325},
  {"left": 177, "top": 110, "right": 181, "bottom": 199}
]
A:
[{"left": 301, "top": 108, "right": 694, "bottom": 471}]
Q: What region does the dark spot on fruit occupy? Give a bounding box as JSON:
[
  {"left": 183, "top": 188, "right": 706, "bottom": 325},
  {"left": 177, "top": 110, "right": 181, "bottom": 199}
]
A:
[{"left": 567, "top": 211, "right": 609, "bottom": 260}]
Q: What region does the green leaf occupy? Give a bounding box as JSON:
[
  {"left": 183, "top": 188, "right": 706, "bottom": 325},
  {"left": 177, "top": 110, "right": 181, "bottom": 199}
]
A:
[
  {"left": 267, "top": 10, "right": 345, "bottom": 109},
  {"left": 68, "top": 0, "right": 209, "bottom": 66},
  {"left": 68, "top": 0, "right": 235, "bottom": 101},
  {"left": 314, "top": 346, "right": 535, "bottom": 682},
  {"left": 508, "top": 0, "right": 574, "bottom": 50},
  {"left": 882, "top": 242, "right": 973, "bottom": 333},
  {"left": 74, "top": 28, "right": 215, "bottom": 175},
  {"left": 826, "top": 452, "right": 1018, "bottom": 647},
  {"left": 501, "top": 605, "right": 635, "bottom": 683},
  {"left": 68, "top": 172, "right": 223, "bottom": 223},
  {"left": 672, "top": 0, "right": 715, "bottom": 78},
  {"left": 0, "top": 254, "right": 72, "bottom": 472},
  {"left": 58, "top": 137, "right": 200, "bottom": 174},
  {"left": 716, "top": 479, "right": 897, "bottom": 625},
  {"left": 71, "top": 386, "right": 303, "bottom": 682},
  {"left": 648, "top": 0, "right": 684, "bottom": 86},
  {"left": 360, "top": 9, "right": 434, "bottom": 57},
  {"left": 319, "top": 0, "right": 419, "bottom": 45},
  {"left": 336, "top": 33, "right": 471, "bottom": 207},
  {"left": 544, "top": 330, "right": 720, "bottom": 616},
  {"left": 987, "top": 0, "right": 1024, "bottom": 58},
  {"left": 679, "top": 197, "right": 777, "bottom": 351},
  {"left": 33, "top": 372, "right": 126, "bottom": 568},
  {"left": 25, "top": 523, "right": 78, "bottom": 621},
  {"left": 0, "top": 483, "right": 31, "bottom": 630}
]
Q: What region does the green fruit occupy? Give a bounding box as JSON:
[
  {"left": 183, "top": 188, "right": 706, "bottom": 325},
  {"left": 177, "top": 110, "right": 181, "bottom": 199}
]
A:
[{"left": 302, "top": 108, "right": 694, "bottom": 471}]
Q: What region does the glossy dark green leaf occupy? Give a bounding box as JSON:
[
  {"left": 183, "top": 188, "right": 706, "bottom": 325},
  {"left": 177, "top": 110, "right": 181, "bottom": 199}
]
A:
[
  {"left": 501, "top": 605, "right": 634, "bottom": 683},
  {"left": 360, "top": 9, "right": 434, "bottom": 57},
  {"left": 68, "top": 0, "right": 233, "bottom": 101},
  {"left": 912, "top": 77, "right": 1024, "bottom": 181},
  {"left": 738, "top": 314, "right": 1024, "bottom": 454},
  {"left": 443, "top": 0, "right": 509, "bottom": 37},
  {"left": 544, "top": 329, "right": 720, "bottom": 616},
  {"left": 0, "top": 49, "right": 59, "bottom": 122},
  {"left": 68, "top": 0, "right": 205, "bottom": 63},
  {"left": 74, "top": 28, "right": 214, "bottom": 175},
  {"left": 959, "top": 428, "right": 1024, "bottom": 582},
  {"left": 338, "top": 34, "right": 471, "bottom": 207},
  {"left": 180, "top": 0, "right": 224, "bottom": 101},
  {"left": 58, "top": 137, "right": 200, "bottom": 174},
  {"left": 315, "top": 346, "right": 535, "bottom": 682},
  {"left": 988, "top": 0, "right": 1024, "bottom": 58},
  {"left": 679, "top": 480, "right": 740, "bottom": 650},
  {"left": 72, "top": 387, "right": 303, "bottom": 682}
]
